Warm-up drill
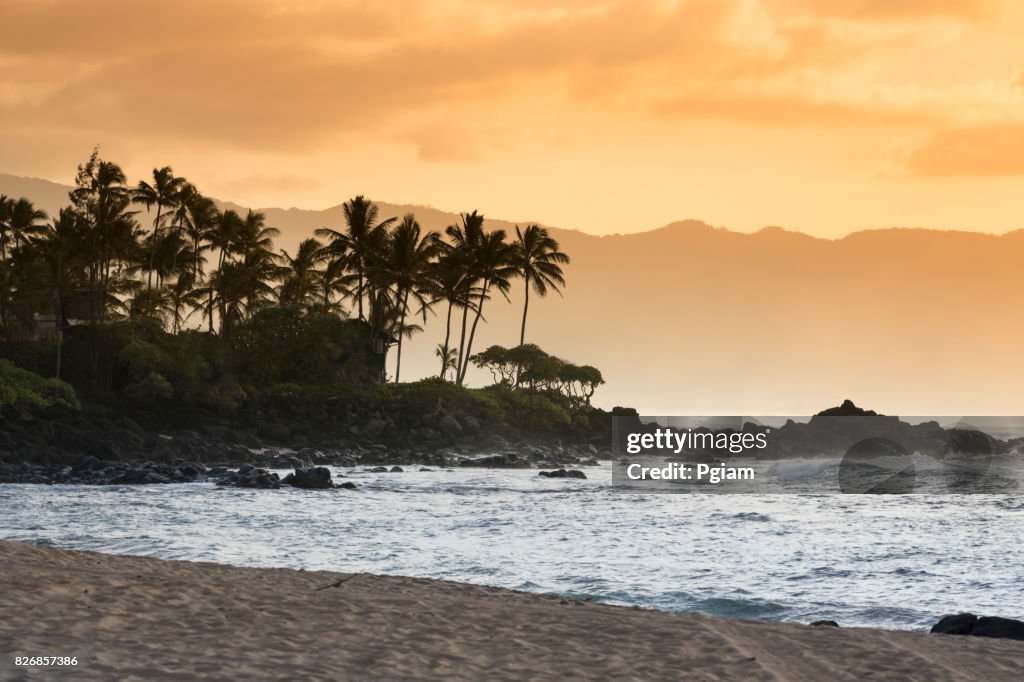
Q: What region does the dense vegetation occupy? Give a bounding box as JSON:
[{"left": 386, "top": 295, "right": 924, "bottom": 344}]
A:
[{"left": 0, "top": 151, "right": 603, "bottom": 433}]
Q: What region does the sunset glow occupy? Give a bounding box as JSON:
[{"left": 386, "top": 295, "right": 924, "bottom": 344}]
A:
[{"left": 3, "top": 0, "right": 1024, "bottom": 236}]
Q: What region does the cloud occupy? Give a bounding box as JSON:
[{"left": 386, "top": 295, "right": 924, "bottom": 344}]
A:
[
  {"left": 0, "top": 0, "right": 1021, "bottom": 168},
  {"left": 775, "top": 0, "right": 1008, "bottom": 21},
  {"left": 904, "top": 124, "right": 1024, "bottom": 176}
]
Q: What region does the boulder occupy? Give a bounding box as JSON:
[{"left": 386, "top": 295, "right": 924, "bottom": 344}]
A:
[
  {"left": 972, "top": 616, "right": 1024, "bottom": 640},
  {"left": 438, "top": 415, "right": 463, "bottom": 436},
  {"left": 538, "top": 469, "right": 587, "bottom": 479},
  {"left": 930, "top": 613, "right": 977, "bottom": 635},
  {"left": 363, "top": 418, "right": 387, "bottom": 438},
  {"left": 810, "top": 620, "right": 839, "bottom": 628},
  {"left": 288, "top": 466, "right": 334, "bottom": 489},
  {"left": 930, "top": 613, "right": 1024, "bottom": 640}
]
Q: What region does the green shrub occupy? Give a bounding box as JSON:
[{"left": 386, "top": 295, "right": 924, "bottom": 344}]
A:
[
  {"left": 0, "top": 359, "right": 80, "bottom": 410},
  {"left": 484, "top": 386, "right": 571, "bottom": 430}
]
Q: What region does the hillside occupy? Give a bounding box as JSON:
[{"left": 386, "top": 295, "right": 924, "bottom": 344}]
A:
[{"left": 4, "top": 173, "right": 1024, "bottom": 415}]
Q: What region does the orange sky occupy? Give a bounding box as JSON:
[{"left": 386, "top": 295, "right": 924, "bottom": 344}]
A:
[{"left": 2, "top": 0, "right": 1024, "bottom": 238}]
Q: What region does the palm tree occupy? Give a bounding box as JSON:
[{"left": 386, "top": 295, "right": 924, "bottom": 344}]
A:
[
  {"left": 511, "top": 225, "right": 569, "bottom": 348},
  {"left": 230, "top": 211, "right": 279, "bottom": 323},
  {"left": 445, "top": 211, "right": 485, "bottom": 383},
  {"left": 435, "top": 344, "right": 458, "bottom": 378},
  {"left": 314, "top": 255, "right": 353, "bottom": 315},
  {"left": 380, "top": 214, "right": 439, "bottom": 382},
  {"left": 31, "top": 208, "right": 85, "bottom": 379},
  {"left": 70, "top": 151, "right": 138, "bottom": 331},
  {"left": 315, "top": 196, "right": 395, "bottom": 322},
  {"left": 455, "top": 222, "right": 516, "bottom": 385},
  {"left": 277, "top": 238, "right": 326, "bottom": 309},
  {"left": 428, "top": 244, "right": 471, "bottom": 380},
  {"left": 203, "top": 209, "right": 244, "bottom": 332},
  {"left": 5, "top": 198, "right": 48, "bottom": 254},
  {"left": 133, "top": 167, "right": 184, "bottom": 291}
]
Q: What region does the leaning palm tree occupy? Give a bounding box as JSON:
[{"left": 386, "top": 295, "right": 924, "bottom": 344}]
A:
[
  {"left": 457, "top": 227, "right": 516, "bottom": 385},
  {"left": 315, "top": 196, "right": 395, "bottom": 322},
  {"left": 445, "top": 211, "right": 485, "bottom": 382},
  {"left": 427, "top": 243, "right": 474, "bottom": 380},
  {"left": 133, "top": 167, "right": 184, "bottom": 291},
  {"left": 379, "top": 214, "right": 439, "bottom": 382},
  {"left": 511, "top": 224, "right": 569, "bottom": 348}
]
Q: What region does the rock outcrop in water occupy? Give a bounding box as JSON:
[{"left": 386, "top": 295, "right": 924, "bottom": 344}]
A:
[
  {"left": 538, "top": 469, "right": 587, "bottom": 479},
  {"left": 931, "top": 613, "right": 1024, "bottom": 641}
]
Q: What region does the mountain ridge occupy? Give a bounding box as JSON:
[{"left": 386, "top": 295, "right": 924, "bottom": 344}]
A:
[{"left": 5, "top": 171, "right": 1024, "bottom": 415}]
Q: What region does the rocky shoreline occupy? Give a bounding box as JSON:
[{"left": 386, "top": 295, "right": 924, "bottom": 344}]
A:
[{"left": 0, "top": 401, "right": 608, "bottom": 486}]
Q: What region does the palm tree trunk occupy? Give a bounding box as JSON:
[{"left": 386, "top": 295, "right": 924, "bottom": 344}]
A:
[
  {"left": 519, "top": 278, "right": 530, "bottom": 347},
  {"left": 515, "top": 279, "right": 530, "bottom": 387},
  {"left": 459, "top": 283, "right": 489, "bottom": 385},
  {"left": 356, "top": 268, "right": 364, "bottom": 321},
  {"left": 147, "top": 205, "right": 162, "bottom": 291},
  {"left": 440, "top": 299, "right": 454, "bottom": 379},
  {"left": 54, "top": 292, "right": 62, "bottom": 380},
  {"left": 395, "top": 289, "right": 408, "bottom": 383},
  {"left": 455, "top": 302, "right": 470, "bottom": 385}
]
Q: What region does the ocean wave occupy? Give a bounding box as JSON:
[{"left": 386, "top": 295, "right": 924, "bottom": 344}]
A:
[{"left": 765, "top": 459, "right": 839, "bottom": 481}]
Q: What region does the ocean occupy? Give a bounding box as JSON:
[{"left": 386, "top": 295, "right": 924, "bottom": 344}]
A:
[{"left": 2, "top": 462, "right": 1021, "bottom": 630}]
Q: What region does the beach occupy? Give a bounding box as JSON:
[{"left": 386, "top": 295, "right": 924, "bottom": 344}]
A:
[{"left": 1, "top": 540, "right": 1022, "bottom": 681}]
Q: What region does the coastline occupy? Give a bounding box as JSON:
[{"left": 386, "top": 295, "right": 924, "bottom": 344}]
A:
[{"left": 2, "top": 540, "right": 1022, "bottom": 681}]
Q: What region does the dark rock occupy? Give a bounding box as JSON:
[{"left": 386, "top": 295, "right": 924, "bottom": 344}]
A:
[
  {"left": 338, "top": 481, "right": 357, "bottom": 489},
  {"left": 930, "top": 613, "right": 978, "bottom": 635},
  {"left": 368, "top": 466, "right": 389, "bottom": 473},
  {"left": 389, "top": 466, "right": 404, "bottom": 473},
  {"left": 946, "top": 429, "right": 996, "bottom": 456},
  {"left": 928, "top": 612, "right": 1024, "bottom": 641},
  {"left": 538, "top": 469, "right": 587, "bottom": 479},
  {"left": 438, "top": 415, "right": 462, "bottom": 436},
  {"left": 815, "top": 399, "right": 880, "bottom": 417},
  {"left": 288, "top": 466, "right": 333, "bottom": 489},
  {"left": 810, "top": 620, "right": 839, "bottom": 628},
  {"left": 972, "top": 616, "right": 1024, "bottom": 641}
]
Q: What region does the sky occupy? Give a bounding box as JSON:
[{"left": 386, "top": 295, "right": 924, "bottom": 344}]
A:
[{"left": 2, "top": 0, "right": 1024, "bottom": 238}]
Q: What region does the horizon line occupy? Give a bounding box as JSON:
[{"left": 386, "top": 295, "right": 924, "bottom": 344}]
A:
[{"left": 3, "top": 170, "right": 1023, "bottom": 242}]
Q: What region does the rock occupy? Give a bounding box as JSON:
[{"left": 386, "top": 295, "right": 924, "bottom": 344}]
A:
[
  {"left": 438, "top": 415, "right": 462, "bottom": 435},
  {"left": 368, "top": 466, "right": 389, "bottom": 473},
  {"left": 810, "top": 620, "right": 839, "bottom": 628},
  {"left": 288, "top": 467, "right": 333, "bottom": 489},
  {"left": 389, "top": 466, "right": 404, "bottom": 473},
  {"left": 815, "top": 399, "right": 880, "bottom": 417},
  {"left": 972, "top": 616, "right": 1024, "bottom": 640},
  {"left": 538, "top": 469, "right": 587, "bottom": 479},
  {"left": 338, "top": 481, "right": 357, "bottom": 489},
  {"left": 461, "top": 415, "right": 481, "bottom": 432},
  {"left": 930, "top": 613, "right": 1024, "bottom": 640},
  {"left": 363, "top": 418, "right": 386, "bottom": 438},
  {"left": 946, "top": 429, "right": 996, "bottom": 456},
  {"left": 931, "top": 613, "right": 977, "bottom": 635}
]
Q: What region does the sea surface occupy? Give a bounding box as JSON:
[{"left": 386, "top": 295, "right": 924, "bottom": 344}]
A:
[{"left": 2, "top": 461, "right": 1022, "bottom": 630}]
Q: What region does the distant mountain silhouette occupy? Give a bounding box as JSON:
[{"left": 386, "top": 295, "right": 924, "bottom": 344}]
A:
[{"left": 4, "top": 172, "right": 1024, "bottom": 415}]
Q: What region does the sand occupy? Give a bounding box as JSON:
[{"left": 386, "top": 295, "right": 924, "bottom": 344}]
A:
[{"left": 0, "top": 541, "right": 1022, "bottom": 681}]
